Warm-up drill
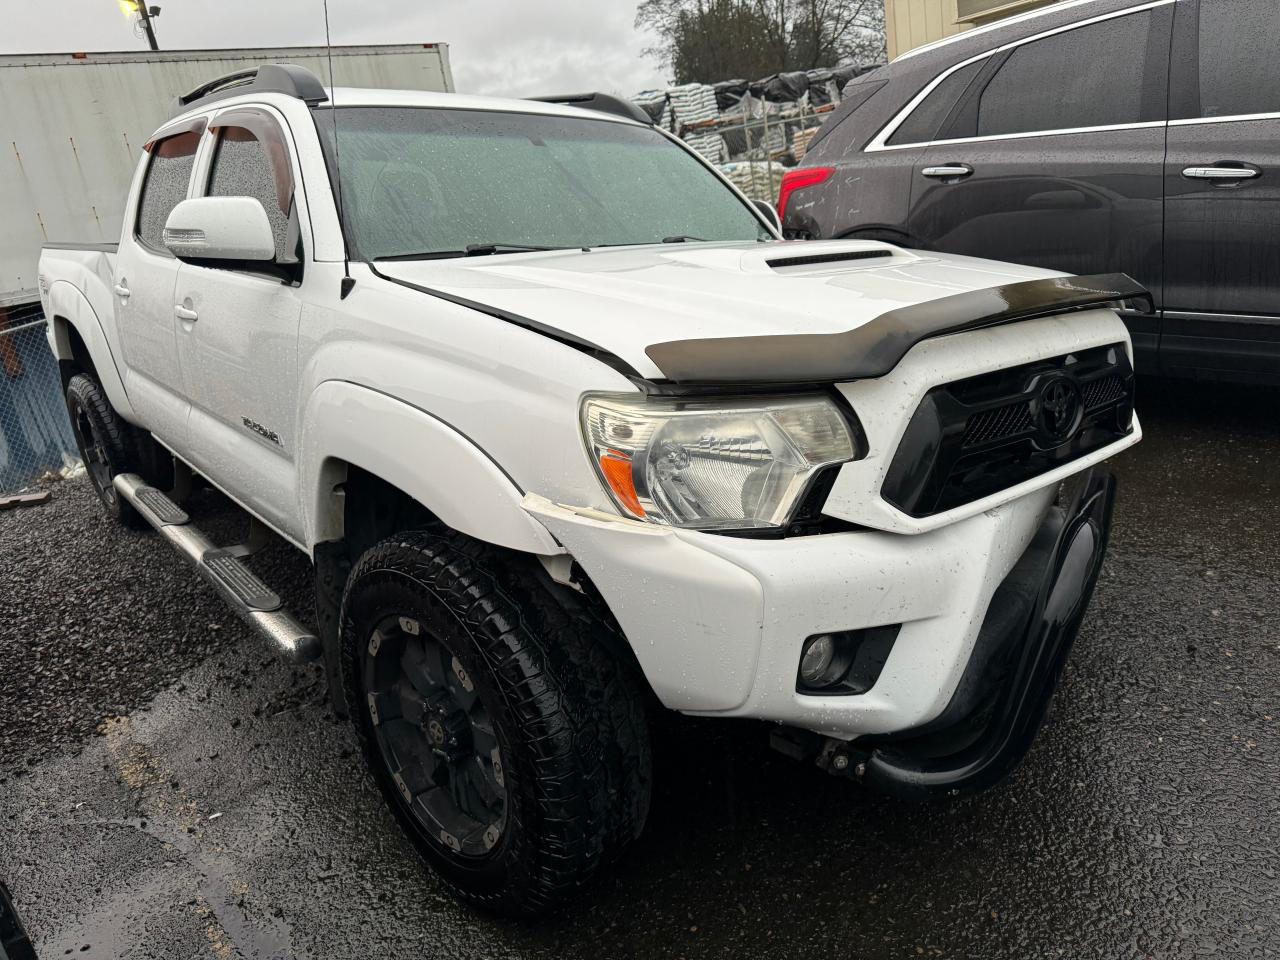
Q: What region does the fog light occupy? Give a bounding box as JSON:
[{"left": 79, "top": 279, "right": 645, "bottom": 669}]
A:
[
  {"left": 799, "top": 634, "right": 839, "bottom": 687},
  {"left": 796, "top": 626, "right": 902, "bottom": 695}
]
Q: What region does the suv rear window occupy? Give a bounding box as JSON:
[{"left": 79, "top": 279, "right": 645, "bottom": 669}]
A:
[
  {"left": 977, "top": 11, "right": 1152, "bottom": 137},
  {"left": 135, "top": 131, "right": 200, "bottom": 253},
  {"left": 1197, "top": 0, "right": 1280, "bottom": 118},
  {"left": 887, "top": 59, "right": 985, "bottom": 146}
]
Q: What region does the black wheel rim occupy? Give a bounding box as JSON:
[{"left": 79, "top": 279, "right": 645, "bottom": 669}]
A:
[
  {"left": 69, "top": 399, "right": 117, "bottom": 508},
  {"left": 363, "top": 614, "right": 507, "bottom": 858}
]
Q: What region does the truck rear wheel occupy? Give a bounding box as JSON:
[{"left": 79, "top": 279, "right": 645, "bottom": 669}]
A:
[
  {"left": 340, "top": 531, "right": 650, "bottom": 917},
  {"left": 65, "top": 372, "right": 146, "bottom": 527}
]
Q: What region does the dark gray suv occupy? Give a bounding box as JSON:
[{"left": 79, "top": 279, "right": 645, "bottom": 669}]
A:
[{"left": 780, "top": 0, "right": 1280, "bottom": 385}]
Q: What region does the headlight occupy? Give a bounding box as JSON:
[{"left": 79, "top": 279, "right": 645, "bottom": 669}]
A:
[{"left": 580, "top": 393, "right": 858, "bottom": 531}]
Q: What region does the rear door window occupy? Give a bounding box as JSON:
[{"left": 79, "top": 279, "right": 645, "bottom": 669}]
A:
[
  {"left": 135, "top": 131, "right": 201, "bottom": 253},
  {"left": 976, "top": 11, "right": 1153, "bottom": 137},
  {"left": 888, "top": 59, "right": 985, "bottom": 146},
  {"left": 1196, "top": 0, "right": 1280, "bottom": 118}
]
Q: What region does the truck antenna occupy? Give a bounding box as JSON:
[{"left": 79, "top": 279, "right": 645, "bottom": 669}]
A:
[{"left": 322, "top": 0, "right": 355, "bottom": 299}]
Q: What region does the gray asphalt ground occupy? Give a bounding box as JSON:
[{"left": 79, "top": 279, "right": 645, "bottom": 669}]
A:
[{"left": 1, "top": 378, "right": 1277, "bottom": 959}]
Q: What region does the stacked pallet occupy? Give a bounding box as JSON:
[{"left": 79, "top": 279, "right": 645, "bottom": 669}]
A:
[
  {"left": 664, "top": 83, "right": 726, "bottom": 164},
  {"left": 791, "top": 126, "right": 820, "bottom": 162},
  {"left": 718, "top": 160, "right": 785, "bottom": 203}
]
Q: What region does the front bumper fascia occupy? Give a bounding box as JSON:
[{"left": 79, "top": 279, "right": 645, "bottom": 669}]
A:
[
  {"left": 525, "top": 481, "right": 1059, "bottom": 733},
  {"left": 526, "top": 462, "right": 1115, "bottom": 783}
]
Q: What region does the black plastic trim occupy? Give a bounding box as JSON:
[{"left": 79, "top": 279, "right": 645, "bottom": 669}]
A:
[
  {"left": 177, "top": 256, "right": 302, "bottom": 286},
  {"left": 767, "top": 249, "right": 893, "bottom": 269},
  {"left": 529, "top": 92, "right": 653, "bottom": 125},
  {"left": 861, "top": 468, "right": 1117, "bottom": 801},
  {"left": 645, "top": 273, "right": 1153, "bottom": 385},
  {"left": 171, "top": 63, "right": 329, "bottom": 118},
  {"left": 796, "top": 624, "right": 900, "bottom": 695}
]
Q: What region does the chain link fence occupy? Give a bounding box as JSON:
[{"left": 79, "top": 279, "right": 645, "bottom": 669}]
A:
[
  {"left": 0, "top": 303, "right": 79, "bottom": 495},
  {"left": 713, "top": 105, "right": 829, "bottom": 203}
]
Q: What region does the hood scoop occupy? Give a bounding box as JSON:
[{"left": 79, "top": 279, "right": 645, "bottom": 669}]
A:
[{"left": 766, "top": 248, "right": 895, "bottom": 270}]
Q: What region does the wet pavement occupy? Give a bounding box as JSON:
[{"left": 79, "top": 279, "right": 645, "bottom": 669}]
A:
[{"left": 1, "top": 378, "right": 1277, "bottom": 959}]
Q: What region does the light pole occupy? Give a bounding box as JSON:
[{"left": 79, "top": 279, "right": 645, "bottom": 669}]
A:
[{"left": 118, "top": 1, "right": 161, "bottom": 51}]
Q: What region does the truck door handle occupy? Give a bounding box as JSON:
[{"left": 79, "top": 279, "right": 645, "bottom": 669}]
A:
[
  {"left": 922, "top": 164, "right": 973, "bottom": 180},
  {"left": 174, "top": 304, "right": 199, "bottom": 322},
  {"left": 1182, "top": 164, "right": 1260, "bottom": 182},
  {"left": 113, "top": 282, "right": 131, "bottom": 300}
]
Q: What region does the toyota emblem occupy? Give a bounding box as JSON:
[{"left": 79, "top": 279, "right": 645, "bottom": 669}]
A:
[{"left": 1033, "top": 376, "right": 1083, "bottom": 446}]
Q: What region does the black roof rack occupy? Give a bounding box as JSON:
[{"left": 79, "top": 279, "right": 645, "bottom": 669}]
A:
[
  {"left": 171, "top": 63, "right": 328, "bottom": 118},
  {"left": 528, "top": 92, "right": 653, "bottom": 125}
]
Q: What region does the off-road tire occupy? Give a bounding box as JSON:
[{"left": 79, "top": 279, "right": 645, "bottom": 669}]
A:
[
  {"left": 340, "top": 531, "right": 651, "bottom": 918},
  {"left": 65, "top": 373, "right": 147, "bottom": 527}
]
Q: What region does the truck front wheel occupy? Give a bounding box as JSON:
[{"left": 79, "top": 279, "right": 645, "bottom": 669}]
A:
[{"left": 340, "top": 531, "right": 650, "bottom": 917}]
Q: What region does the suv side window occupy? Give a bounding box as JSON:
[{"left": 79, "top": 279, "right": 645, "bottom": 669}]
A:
[
  {"left": 135, "top": 130, "right": 201, "bottom": 253},
  {"left": 976, "top": 11, "right": 1153, "bottom": 137},
  {"left": 206, "top": 112, "right": 297, "bottom": 262},
  {"left": 887, "top": 59, "right": 985, "bottom": 146},
  {"left": 1197, "top": 0, "right": 1280, "bottom": 118}
]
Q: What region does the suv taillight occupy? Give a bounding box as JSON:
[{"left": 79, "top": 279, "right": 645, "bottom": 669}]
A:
[{"left": 777, "top": 166, "right": 834, "bottom": 221}]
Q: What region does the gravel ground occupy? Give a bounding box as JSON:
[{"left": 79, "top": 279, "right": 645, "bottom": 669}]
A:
[
  {"left": 0, "top": 378, "right": 1277, "bottom": 959},
  {"left": 0, "top": 481, "right": 317, "bottom": 767}
]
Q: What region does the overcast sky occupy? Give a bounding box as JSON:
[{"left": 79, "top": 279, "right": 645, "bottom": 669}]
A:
[{"left": 0, "top": 1, "right": 671, "bottom": 97}]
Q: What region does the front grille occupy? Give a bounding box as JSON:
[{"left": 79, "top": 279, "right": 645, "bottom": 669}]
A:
[
  {"left": 882, "top": 343, "right": 1134, "bottom": 518},
  {"left": 1082, "top": 373, "right": 1126, "bottom": 410},
  {"left": 961, "top": 402, "right": 1035, "bottom": 447},
  {"left": 959, "top": 370, "right": 1127, "bottom": 450}
]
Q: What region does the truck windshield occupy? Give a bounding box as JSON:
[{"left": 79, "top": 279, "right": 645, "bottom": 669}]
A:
[{"left": 313, "top": 106, "right": 770, "bottom": 260}]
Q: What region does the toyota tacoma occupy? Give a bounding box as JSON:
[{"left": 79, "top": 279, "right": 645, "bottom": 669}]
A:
[{"left": 38, "top": 64, "right": 1143, "bottom": 917}]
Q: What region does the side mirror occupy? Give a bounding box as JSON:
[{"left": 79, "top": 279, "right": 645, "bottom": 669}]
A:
[
  {"left": 753, "top": 198, "right": 783, "bottom": 235},
  {"left": 163, "top": 196, "right": 276, "bottom": 262}
]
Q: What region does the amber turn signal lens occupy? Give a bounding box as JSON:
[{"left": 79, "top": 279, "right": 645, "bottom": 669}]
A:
[{"left": 598, "top": 450, "right": 645, "bottom": 518}]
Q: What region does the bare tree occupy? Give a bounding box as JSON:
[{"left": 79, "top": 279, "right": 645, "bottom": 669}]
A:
[{"left": 637, "top": 0, "right": 886, "bottom": 84}]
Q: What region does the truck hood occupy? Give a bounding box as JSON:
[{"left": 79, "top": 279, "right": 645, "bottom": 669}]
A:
[{"left": 371, "top": 240, "right": 1083, "bottom": 382}]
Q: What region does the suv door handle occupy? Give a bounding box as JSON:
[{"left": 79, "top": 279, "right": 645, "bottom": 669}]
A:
[
  {"left": 1182, "top": 164, "right": 1260, "bottom": 182},
  {"left": 922, "top": 164, "right": 974, "bottom": 180},
  {"left": 174, "top": 304, "right": 199, "bottom": 322},
  {"left": 113, "top": 281, "right": 131, "bottom": 300}
]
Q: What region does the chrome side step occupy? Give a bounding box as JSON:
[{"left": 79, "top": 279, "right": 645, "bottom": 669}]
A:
[{"left": 113, "top": 473, "right": 321, "bottom": 664}]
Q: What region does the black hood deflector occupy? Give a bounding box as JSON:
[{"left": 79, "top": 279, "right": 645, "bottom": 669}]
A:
[{"left": 645, "top": 273, "right": 1152, "bottom": 386}]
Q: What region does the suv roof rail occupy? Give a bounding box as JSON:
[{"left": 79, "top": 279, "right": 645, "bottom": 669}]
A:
[
  {"left": 528, "top": 92, "right": 653, "bottom": 125},
  {"left": 171, "top": 63, "right": 329, "bottom": 118}
]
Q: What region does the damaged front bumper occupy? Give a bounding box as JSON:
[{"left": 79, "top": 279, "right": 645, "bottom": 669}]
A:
[
  {"left": 820, "top": 467, "right": 1117, "bottom": 800},
  {"left": 527, "top": 463, "right": 1116, "bottom": 800}
]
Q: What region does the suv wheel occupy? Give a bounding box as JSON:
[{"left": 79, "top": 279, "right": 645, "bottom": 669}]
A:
[{"left": 341, "top": 531, "right": 650, "bottom": 917}]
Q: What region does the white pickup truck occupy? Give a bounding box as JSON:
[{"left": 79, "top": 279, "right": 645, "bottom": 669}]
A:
[{"left": 39, "top": 64, "right": 1144, "bottom": 916}]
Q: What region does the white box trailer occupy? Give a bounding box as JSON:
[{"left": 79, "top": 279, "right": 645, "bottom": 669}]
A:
[{"left": 0, "top": 43, "right": 454, "bottom": 308}]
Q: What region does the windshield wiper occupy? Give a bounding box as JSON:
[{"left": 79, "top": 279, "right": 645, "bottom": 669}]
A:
[
  {"left": 464, "top": 242, "right": 568, "bottom": 256},
  {"left": 374, "top": 243, "right": 571, "bottom": 262},
  {"left": 661, "top": 235, "right": 706, "bottom": 243}
]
